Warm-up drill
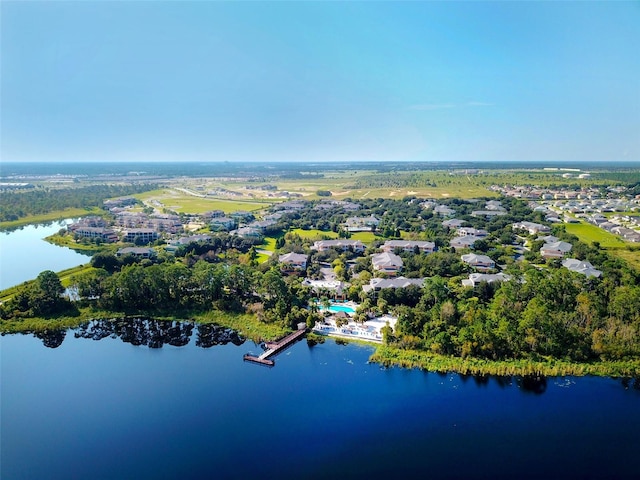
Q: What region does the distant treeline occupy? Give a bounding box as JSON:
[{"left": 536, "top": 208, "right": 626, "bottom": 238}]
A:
[
  {"left": 352, "top": 171, "right": 632, "bottom": 190},
  {"left": 0, "top": 184, "right": 156, "bottom": 222}
]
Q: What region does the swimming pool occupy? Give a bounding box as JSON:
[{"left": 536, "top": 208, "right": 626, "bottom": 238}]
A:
[{"left": 328, "top": 303, "right": 356, "bottom": 314}]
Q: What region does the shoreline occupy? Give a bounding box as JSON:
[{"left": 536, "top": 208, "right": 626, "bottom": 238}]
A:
[{"left": 3, "top": 311, "right": 639, "bottom": 378}]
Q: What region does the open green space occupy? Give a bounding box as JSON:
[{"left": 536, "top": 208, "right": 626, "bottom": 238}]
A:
[
  {"left": 0, "top": 207, "right": 103, "bottom": 230},
  {"left": 289, "top": 228, "right": 339, "bottom": 240},
  {"left": 349, "top": 231, "right": 379, "bottom": 243},
  {"left": 563, "top": 221, "right": 640, "bottom": 271},
  {"left": 134, "top": 189, "right": 273, "bottom": 214},
  {"left": 564, "top": 222, "right": 628, "bottom": 248}
]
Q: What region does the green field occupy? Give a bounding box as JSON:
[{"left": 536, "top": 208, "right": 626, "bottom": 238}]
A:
[
  {"left": 564, "top": 221, "right": 640, "bottom": 270},
  {"left": 348, "top": 231, "right": 380, "bottom": 243},
  {"left": 564, "top": 222, "right": 628, "bottom": 248},
  {"left": 289, "top": 228, "right": 339, "bottom": 240},
  {"left": 135, "top": 189, "right": 273, "bottom": 214}
]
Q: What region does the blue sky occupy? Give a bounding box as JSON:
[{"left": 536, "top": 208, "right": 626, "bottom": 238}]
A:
[{"left": 2, "top": 1, "right": 639, "bottom": 163}]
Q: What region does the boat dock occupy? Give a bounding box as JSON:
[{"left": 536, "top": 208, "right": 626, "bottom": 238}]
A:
[{"left": 243, "top": 328, "right": 307, "bottom": 366}]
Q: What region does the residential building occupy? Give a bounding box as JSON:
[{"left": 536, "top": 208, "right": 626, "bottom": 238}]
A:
[
  {"left": 512, "top": 222, "right": 551, "bottom": 235},
  {"left": 209, "top": 217, "right": 236, "bottom": 231},
  {"left": 540, "top": 241, "right": 572, "bottom": 259},
  {"left": 461, "top": 253, "right": 495, "bottom": 272},
  {"left": 343, "top": 215, "right": 380, "bottom": 232},
  {"left": 116, "top": 247, "right": 156, "bottom": 258},
  {"left": 562, "top": 259, "right": 602, "bottom": 278},
  {"left": 382, "top": 240, "right": 435, "bottom": 254},
  {"left": 371, "top": 252, "right": 403, "bottom": 276},
  {"left": 311, "top": 239, "right": 365, "bottom": 252},
  {"left": 362, "top": 277, "right": 424, "bottom": 294},
  {"left": 442, "top": 218, "right": 466, "bottom": 229},
  {"left": 450, "top": 235, "right": 482, "bottom": 250},
  {"left": 462, "top": 272, "right": 511, "bottom": 288},
  {"left": 278, "top": 252, "right": 308, "bottom": 272},
  {"left": 457, "top": 227, "right": 488, "bottom": 237},
  {"left": 122, "top": 229, "right": 158, "bottom": 244},
  {"left": 73, "top": 227, "right": 118, "bottom": 243},
  {"left": 433, "top": 205, "right": 456, "bottom": 216}
]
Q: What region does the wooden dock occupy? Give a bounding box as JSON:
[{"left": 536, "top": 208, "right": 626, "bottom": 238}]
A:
[{"left": 243, "top": 328, "right": 306, "bottom": 367}]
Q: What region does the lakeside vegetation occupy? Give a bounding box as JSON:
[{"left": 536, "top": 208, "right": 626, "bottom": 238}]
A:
[
  {"left": 371, "top": 346, "right": 640, "bottom": 377},
  {"left": 0, "top": 207, "right": 103, "bottom": 230},
  {"left": 0, "top": 184, "right": 156, "bottom": 227}
]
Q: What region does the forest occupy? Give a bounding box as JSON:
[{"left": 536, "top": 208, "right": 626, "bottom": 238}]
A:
[{"left": 0, "top": 184, "right": 156, "bottom": 222}]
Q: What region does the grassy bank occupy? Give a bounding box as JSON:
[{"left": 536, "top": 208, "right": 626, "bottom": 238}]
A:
[
  {"left": 45, "top": 233, "right": 114, "bottom": 253},
  {"left": 0, "top": 305, "right": 289, "bottom": 344},
  {"left": 370, "top": 346, "right": 640, "bottom": 377},
  {"left": 0, "top": 208, "right": 103, "bottom": 231}
]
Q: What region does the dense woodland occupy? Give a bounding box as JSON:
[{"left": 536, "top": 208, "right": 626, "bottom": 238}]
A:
[
  {"left": 0, "top": 184, "right": 156, "bottom": 222},
  {"left": 2, "top": 195, "right": 640, "bottom": 368}
]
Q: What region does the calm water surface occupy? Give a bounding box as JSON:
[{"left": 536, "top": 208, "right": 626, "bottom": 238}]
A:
[
  {"left": 0, "top": 221, "right": 91, "bottom": 290},
  {"left": 2, "top": 321, "right": 639, "bottom": 480}
]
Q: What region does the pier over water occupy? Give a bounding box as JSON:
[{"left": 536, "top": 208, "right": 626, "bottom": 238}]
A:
[{"left": 243, "top": 326, "right": 306, "bottom": 366}]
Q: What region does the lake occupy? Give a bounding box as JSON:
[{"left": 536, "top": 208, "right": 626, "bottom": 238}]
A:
[
  {"left": 0, "top": 221, "right": 91, "bottom": 290},
  {"left": 2, "top": 320, "right": 639, "bottom": 480}
]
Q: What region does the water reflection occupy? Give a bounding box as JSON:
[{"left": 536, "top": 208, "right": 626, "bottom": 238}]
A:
[
  {"left": 72, "top": 318, "right": 244, "bottom": 349},
  {"left": 34, "top": 329, "right": 66, "bottom": 349},
  {"left": 24, "top": 321, "right": 640, "bottom": 393}
]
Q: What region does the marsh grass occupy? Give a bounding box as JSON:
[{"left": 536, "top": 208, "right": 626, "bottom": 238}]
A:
[{"left": 370, "top": 346, "right": 640, "bottom": 377}]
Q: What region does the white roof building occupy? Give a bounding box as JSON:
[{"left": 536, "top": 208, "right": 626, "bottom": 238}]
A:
[
  {"left": 382, "top": 240, "right": 435, "bottom": 254},
  {"left": 311, "top": 239, "right": 365, "bottom": 252},
  {"left": 362, "top": 276, "right": 425, "bottom": 293},
  {"left": 540, "top": 241, "right": 572, "bottom": 259},
  {"left": 462, "top": 272, "right": 511, "bottom": 288},
  {"left": 562, "top": 258, "right": 602, "bottom": 278},
  {"left": 371, "top": 252, "right": 403, "bottom": 275},
  {"left": 461, "top": 253, "right": 495, "bottom": 271}
]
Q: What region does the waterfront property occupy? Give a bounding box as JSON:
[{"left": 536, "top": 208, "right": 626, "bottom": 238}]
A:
[
  {"left": 313, "top": 314, "right": 397, "bottom": 343},
  {"left": 122, "top": 228, "right": 158, "bottom": 244},
  {"left": 116, "top": 247, "right": 156, "bottom": 259}
]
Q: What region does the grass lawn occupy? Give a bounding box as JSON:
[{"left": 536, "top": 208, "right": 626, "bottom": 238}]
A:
[
  {"left": 0, "top": 208, "right": 103, "bottom": 230},
  {"left": 135, "top": 189, "right": 273, "bottom": 214},
  {"left": 289, "top": 228, "right": 339, "bottom": 240},
  {"left": 564, "top": 222, "right": 628, "bottom": 248},
  {"left": 287, "top": 229, "right": 380, "bottom": 244},
  {"left": 348, "top": 231, "right": 380, "bottom": 243},
  {"left": 261, "top": 237, "right": 278, "bottom": 252},
  {"left": 564, "top": 221, "right": 640, "bottom": 271}
]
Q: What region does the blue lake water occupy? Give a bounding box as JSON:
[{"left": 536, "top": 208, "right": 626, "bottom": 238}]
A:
[
  {"left": 0, "top": 221, "right": 92, "bottom": 290},
  {"left": 2, "top": 321, "right": 639, "bottom": 480}
]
